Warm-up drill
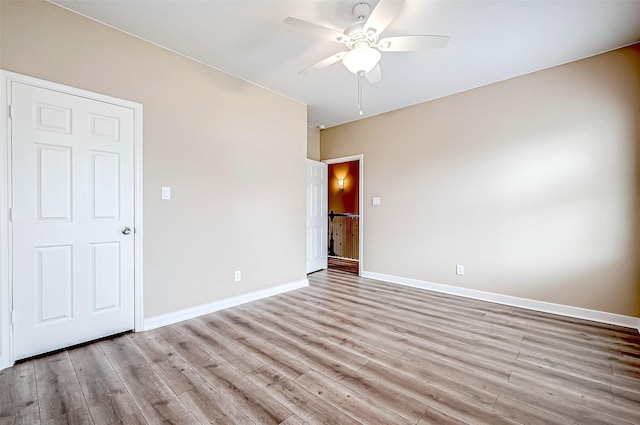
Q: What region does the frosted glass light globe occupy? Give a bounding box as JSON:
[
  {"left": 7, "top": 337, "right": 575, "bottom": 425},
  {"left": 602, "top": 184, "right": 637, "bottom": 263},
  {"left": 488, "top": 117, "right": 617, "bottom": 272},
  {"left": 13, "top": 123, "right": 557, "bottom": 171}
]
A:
[{"left": 342, "top": 45, "right": 381, "bottom": 74}]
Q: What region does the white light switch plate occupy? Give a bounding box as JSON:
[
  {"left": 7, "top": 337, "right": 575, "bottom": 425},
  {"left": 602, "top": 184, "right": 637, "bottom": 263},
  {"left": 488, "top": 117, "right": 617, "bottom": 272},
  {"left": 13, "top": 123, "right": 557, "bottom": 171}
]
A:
[
  {"left": 372, "top": 197, "right": 381, "bottom": 206},
  {"left": 456, "top": 265, "right": 465, "bottom": 276},
  {"left": 161, "top": 186, "right": 171, "bottom": 200}
]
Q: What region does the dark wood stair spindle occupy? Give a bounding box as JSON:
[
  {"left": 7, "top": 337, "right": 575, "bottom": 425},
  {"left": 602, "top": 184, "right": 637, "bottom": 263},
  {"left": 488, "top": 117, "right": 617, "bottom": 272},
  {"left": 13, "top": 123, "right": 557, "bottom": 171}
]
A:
[{"left": 328, "top": 210, "right": 337, "bottom": 256}]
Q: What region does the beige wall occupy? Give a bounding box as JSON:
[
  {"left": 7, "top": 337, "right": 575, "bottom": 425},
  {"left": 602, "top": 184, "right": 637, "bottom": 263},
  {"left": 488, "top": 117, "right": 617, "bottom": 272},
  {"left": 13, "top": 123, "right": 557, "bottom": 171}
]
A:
[
  {"left": 307, "top": 127, "right": 320, "bottom": 161},
  {"left": 1, "top": 1, "right": 307, "bottom": 320},
  {"left": 322, "top": 45, "right": 640, "bottom": 317}
]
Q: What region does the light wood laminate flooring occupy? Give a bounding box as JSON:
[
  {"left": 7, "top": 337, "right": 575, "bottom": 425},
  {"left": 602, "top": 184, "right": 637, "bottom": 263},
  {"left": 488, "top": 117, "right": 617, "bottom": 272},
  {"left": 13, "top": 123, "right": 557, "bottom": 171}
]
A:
[{"left": 2, "top": 269, "right": 640, "bottom": 424}]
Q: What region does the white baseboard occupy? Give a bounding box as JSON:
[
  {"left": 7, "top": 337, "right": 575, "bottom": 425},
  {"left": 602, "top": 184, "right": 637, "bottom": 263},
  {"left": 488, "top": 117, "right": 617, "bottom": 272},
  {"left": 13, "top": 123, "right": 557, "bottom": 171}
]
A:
[
  {"left": 144, "top": 278, "right": 309, "bottom": 331},
  {"left": 361, "top": 271, "right": 640, "bottom": 332}
]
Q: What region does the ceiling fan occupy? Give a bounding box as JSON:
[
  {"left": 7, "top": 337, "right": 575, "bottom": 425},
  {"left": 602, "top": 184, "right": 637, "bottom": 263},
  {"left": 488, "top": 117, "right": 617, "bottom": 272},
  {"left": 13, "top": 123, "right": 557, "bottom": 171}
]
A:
[{"left": 284, "top": 0, "right": 451, "bottom": 84}]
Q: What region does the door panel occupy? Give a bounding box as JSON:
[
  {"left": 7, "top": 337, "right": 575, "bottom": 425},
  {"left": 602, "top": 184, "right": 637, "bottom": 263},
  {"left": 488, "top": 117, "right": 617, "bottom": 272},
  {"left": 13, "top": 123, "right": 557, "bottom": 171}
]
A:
[
  {"left": 306, "top": 160, "right": 328, "bottom": 273},
  {"left": 90, "top": 242, "right": 121, "bottom": 312},
  {"left": 11, "top": 82, "right": 135, "bottom": 360},
  {"left": 36, "top": 144, "right": 72, "bottom": 221},
  {"left": 90, "top": 151, "right": 120, "bottom": 219},
  {"left": 36, "top": 245, "right": 73, "bottom": 323}
]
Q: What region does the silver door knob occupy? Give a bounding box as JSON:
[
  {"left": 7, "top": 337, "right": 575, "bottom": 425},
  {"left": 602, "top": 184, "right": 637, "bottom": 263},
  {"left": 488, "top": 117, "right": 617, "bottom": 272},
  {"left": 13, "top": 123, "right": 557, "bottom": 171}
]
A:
[{"left": 121, "top": 227, "right": 132, "bottom": 235}]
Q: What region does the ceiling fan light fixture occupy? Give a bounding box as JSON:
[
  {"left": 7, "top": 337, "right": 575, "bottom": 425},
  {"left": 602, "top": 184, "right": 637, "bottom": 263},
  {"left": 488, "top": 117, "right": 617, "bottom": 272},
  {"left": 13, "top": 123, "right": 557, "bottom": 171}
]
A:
[{"left": 342, "top": 45, "right": 381, "bottom": 74}]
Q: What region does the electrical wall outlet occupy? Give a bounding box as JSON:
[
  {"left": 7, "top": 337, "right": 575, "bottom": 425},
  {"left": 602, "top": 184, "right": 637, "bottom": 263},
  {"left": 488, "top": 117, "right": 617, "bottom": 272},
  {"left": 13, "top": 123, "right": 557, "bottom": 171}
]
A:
[
  {"left": 456, "top": 265, "right": 464, "bottom": 276},
  {"left": 234, "top": 270, "right": 241, "bottom": 282}
]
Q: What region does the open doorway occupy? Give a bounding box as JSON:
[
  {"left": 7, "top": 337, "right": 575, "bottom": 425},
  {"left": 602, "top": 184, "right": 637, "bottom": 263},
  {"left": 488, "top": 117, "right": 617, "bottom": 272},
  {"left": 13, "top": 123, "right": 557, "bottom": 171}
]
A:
[{"left": 324, "top": 155, "right": 363, "bottom": 275}]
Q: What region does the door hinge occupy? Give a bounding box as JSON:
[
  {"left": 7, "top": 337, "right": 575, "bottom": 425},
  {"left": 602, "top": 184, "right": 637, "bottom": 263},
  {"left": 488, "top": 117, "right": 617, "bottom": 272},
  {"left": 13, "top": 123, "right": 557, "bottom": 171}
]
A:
[
  {"left": 7, "top": 104, "right": 12, "bottom": 119},
  {"left": 9, "top": 310, "right": 13, "bottom": 325},
  {"left": 8, "top": 207, "right": 12, "bottom": 222}
]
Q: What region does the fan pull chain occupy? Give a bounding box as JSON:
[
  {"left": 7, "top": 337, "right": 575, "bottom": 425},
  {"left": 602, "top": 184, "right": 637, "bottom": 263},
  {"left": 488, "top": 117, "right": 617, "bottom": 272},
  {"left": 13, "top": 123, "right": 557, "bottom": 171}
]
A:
[{"left": 358, "top": 71, "right": 364, "bottom": 116}]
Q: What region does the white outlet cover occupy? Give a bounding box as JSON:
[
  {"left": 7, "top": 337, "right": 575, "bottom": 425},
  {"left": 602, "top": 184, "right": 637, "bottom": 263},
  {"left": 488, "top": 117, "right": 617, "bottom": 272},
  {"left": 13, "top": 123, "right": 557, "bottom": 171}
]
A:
[
  {"left": 234, "top": 270, "right": 241, "bottom": 282},
  {"left": 372, "top": 197, "right": 381, "bottom": 206},
  {"left": 456, "top": 265, "right": 465, "bottom": 275}
]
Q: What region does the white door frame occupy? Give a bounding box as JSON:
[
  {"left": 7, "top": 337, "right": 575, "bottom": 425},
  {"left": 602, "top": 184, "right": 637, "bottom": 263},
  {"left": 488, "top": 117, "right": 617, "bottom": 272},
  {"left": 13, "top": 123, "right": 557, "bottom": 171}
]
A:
[
  {"left": 323, "top": 154, "right": 364, "bottom": 275},
  {"left": 0, "top": 70, "right": 144, "bottom": 370}
]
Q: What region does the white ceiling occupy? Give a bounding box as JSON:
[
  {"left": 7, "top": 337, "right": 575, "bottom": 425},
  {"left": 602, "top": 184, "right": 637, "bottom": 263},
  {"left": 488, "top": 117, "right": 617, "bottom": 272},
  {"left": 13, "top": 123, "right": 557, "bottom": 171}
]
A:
[{"left": 50, "top": 0, "right": 640, "bottom": 128}]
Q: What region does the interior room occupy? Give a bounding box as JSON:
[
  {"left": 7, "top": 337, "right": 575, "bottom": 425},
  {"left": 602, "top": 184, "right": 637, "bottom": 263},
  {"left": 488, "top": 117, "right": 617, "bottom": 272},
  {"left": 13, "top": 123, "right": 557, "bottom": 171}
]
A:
[{"left": 1, "top": 1, "right": 639, "bottom": 424}]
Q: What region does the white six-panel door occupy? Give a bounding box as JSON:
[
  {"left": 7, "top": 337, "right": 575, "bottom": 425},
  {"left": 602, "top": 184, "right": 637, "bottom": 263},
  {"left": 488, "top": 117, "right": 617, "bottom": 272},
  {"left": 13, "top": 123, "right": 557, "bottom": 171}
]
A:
[
  {"left": 11, "top": 82, "right": 135, "bottom": 360},
  {"left": 306, "top": 160, "right": 327, "bottom": 273}
]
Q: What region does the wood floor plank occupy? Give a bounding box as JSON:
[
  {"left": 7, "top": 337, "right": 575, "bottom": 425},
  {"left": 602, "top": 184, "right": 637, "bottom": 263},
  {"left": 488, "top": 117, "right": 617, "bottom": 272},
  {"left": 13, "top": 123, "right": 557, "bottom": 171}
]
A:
[
  {"left": 264, "top": 296, "right": 411, "bottom": 357},
  {"left": 116, "top": 363, "right": 172, "bottom": 407},
  {"left": 492, "top": 396, "right": 569, "bottom": 425},
  {"left": 68, "top": 344, "right": 138, "bottom": 425},
  {"left": 495, "top": 380, "right": 633, "bottom": 425},
  {"left": 354, "top": 361, "right": 516, "bottom": 425},
  {"left": 257, "top": 298, "right": 416, "bottom": 369},
  {"left": 217, "top": 310, "right": 362, "bottom": 381},
  {"left": 418, "top": 408, "right": 472, "bottom": 425},
  {"left": 331, "top": 365, "right": 428, "bottom": 423},
  {"left": 295, "top": 369, "right": 415, "bottom": 425},
  {"left": 108, "top": 412, "right": 147, "bottom": 425},
  {"left": 117, "top": 363, "right": 200, "bottom": 425},
  {"left": 178, "top": 383, "right": 255, "bottom": 425},
  {"left": 41, "top": 406, "right": 94, "bottom": 425},
  {"left": 235, "top": 306, "right": 371, "bottom": 373},
  {"left": 309, "top": 275, "right": 493, "bottom": 326},
  {"left": 279, "top": 414, "right": 308, "bottom": 425},
  {"left": 402, "top": 346, "right": 614, "bottom": 402},
  {"left": 244, "top": 366, "right": 362, "bottom": 425},
  {"left": 517, "top": 335, "right": 620, "bottom": 374},
  {"left": 308, "top": 288, "right": 523, "bottom": 354},
  {"left": 0, "top": 361, "right": 40, "bottom": 425},
  {"left": 287, "top": 283, "right": 524, "bottom": 359},
  {"left": 173, "top": 320, "right": 263, "bottom": 376},
  {"left": 310, "top": 272, "right": 512, "bottom": 326},
  {"left": 508, "top": 371, "right": 640, "bottom": 424},
  {"left": 34, "top": 352, "right": 87, "bottom": 422},
  {"left": 517, "top": 350, "right": 640, "bottom": 393},
  {"left": 153, "top": 325, "right": 291, "bottom": 425},
  {"left": 194, "top": 315, "right": 311, "bottom": 380},
  {"left": 103, "top": 336, "right": 201, "bottom": 425},
  {"left": 612, "top": 362, "right": 640, "bottom": 380},
  {"left": 341, "top": 336, "right": 500, "bottom": 412},
  {"left": 522, "top": 333, "right": 623, "bottom": 362},
  {"left": 135, "top": 397, "right": 201, "bottom": 425},
  {"left": 358, "top": 359, "right": 499, "bottom": 412},
  {"left": 3, "top": 269, "right": 639, "bottom": 425},
  {"left": 97, "top": 336, "right": 147, "bottom": 374},
  {"left": 126, "top": 331, "right": 206, "bottom": 395},
  {"left": 611, "top": 385, "right": 640, "bottom": 408}
]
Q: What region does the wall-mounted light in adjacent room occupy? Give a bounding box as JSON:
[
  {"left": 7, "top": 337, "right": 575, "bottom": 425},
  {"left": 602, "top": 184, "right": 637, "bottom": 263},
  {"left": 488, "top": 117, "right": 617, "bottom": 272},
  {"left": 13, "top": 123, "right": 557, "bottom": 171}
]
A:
[{"left": 338, "top": 179, "right": 344, "bottom": 192}]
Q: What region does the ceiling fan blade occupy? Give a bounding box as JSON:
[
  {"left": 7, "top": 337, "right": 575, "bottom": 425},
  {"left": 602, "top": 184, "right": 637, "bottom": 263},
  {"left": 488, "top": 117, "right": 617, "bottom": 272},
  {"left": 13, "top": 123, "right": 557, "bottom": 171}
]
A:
[
  {"left": 300, "top": 52, "right": 347, "bottom": 75},
  {"left": 364, "top": 0, "right": 405, "bottom": 36},
  {"left": 365, "top": 64, "right": 382, "bottom": 83},
  {"left": 284, "top": 17, "right": 347, "bottom": 44},
  {"left": 377, "top": 35, "right": 450, "bottom": 52}
]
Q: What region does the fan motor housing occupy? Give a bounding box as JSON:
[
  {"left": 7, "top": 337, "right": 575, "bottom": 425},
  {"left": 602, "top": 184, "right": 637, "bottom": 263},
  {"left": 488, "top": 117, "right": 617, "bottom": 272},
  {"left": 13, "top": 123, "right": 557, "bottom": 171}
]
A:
[{"left": 344, "top": 22, "right": 378, "bottom": 49}]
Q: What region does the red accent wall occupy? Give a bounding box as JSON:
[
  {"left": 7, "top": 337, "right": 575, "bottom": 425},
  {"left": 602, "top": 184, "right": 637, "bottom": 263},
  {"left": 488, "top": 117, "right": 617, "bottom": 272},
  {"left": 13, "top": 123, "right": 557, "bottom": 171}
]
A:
[{"left": 328, "top": 160, "right": 359, "bottom": 214}]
